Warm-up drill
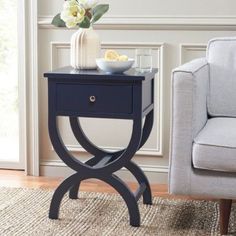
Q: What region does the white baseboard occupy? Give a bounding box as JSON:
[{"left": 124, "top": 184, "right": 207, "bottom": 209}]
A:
[{"left": 40, "top": 160, "right": 169, "bottom": 184}]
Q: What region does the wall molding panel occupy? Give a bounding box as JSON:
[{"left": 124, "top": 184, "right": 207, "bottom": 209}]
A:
[
  {"left": 180, "top": 44, "right": 207, "bottom": 64},
  {"left": 39, "top": 15, "right": 236, "bottom": 30},
  {"left": 50, "top": 42, "right": 164, "bottom": 157}
]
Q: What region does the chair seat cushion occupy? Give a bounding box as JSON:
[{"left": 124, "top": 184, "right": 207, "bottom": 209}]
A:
[{"left": 193, "top": 117, "right": 236, "bottom": 172}]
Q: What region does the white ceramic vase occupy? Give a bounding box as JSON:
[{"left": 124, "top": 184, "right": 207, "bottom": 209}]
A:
[{"left": 70, "top": 27, "right": 101, "bottom": 70}]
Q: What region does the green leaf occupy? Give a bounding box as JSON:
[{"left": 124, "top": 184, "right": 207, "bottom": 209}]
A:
[
  {"left": 91, "top": 4, "right": 109, "bottom": 24},
  {"left": 79, "top": 16, "right": 91, "bottom": 28},
  {"left": 51, "top": 13, "right": 66, "bottom": 27}
]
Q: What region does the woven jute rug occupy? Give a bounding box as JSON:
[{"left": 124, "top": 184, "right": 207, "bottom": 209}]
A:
[{"left": 0, "top": 187, "right": 235, "bottom": 236}]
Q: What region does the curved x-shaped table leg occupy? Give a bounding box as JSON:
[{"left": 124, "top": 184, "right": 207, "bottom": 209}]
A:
[
  {"left": 68, "top": 111, "right": 153, "bottom": 203},
  {"left": 48, "top": 114, "right": 94, "bottom": 173},
  {"left": 49, "top": 172, "right": 140, "bottom": 226},
  {"left": 49, "top": 111, "right": 152, "bottom": 227},
  {"left": 49, "top": 172, "right": 82, "bottom": 219},
  {"left": 104, "top": 111, "right": 153, "bottom": 205},
  {"left": 69, "top": 117, "right": 109, "bottom": 158},
  {"left": 69, "top": 156, "right": 102, "bottom": 199},
  {"left": 125, "top": 110, "right": 153, "bottom": 205},
  {"left": 101, "top": 174, "right": 140, "bottom": 227},
  {"left": 69, "top": 117, "right": 110, "bottom": 199},
  {"left": 125, "top": 161, "right": 152, "bottom": 205}
]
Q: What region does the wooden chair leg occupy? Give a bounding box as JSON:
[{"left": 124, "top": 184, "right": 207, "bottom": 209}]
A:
[{"left": 220, "top": 199, "right": 232, "bottom": 235}]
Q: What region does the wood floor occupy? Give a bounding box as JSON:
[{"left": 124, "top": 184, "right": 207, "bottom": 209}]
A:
[
  {"left": 0, "top": 170, "right": 168, "bottom": 196},
  {"left": 0, "top": 170, "right": 213, "bottom": 200}
]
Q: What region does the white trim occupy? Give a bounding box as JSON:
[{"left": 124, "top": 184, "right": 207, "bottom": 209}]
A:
[
  {"left": 29, "top": 0, "right": 39, "bottom": 176},
  {"left": 38, "top": 15, "right": 236, "bottom": 30},
  {"left": 23, "top": 0, "right": 39, "bottom": 176},
  {"left": 50, "top": 42, "right": 164, "bottom": 156},
  {"left": 62, "top": 145, "right": 160, "bottom": 157},
  {"left": 0, "top": 162, "right": 24, "bottom": 170},
  {"left": 40, "top": 160, "right": 169, "bottom": 173},
  {"left": 17, "top": 0, "right": 26, "bottom": 170},
  {"left": 180, "top": 44, "right": 207, "bottom": 64},
  {"left": 40, "top": 160, "right": 169, "bottom": 183}
]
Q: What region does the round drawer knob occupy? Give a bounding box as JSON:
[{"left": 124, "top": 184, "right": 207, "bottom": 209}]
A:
[{"left": 89, "top": 96, "right": 96, "bottom": 103}]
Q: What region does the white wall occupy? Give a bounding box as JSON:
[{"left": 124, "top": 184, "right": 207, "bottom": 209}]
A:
[
  {"left": 38, "top": 0, "right": 236, "bottom": 183},
  {"left": 38, "top": 0, "right": 236, "bottom": 16}
]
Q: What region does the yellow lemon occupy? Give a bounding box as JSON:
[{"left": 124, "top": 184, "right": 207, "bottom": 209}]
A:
[
  {"left": 105, "top": 50, "right": 120, "bottom": 61},
  {"left": 118, "top": 55, "right": 129, "bottom": 61}
]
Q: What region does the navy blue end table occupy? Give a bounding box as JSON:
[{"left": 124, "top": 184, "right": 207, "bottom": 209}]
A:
[{"left": 44, "top": 66, "right": 158, "bottom": 227}]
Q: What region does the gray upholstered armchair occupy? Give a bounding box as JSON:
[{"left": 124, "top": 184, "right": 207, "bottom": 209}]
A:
[{"left": 169, "top": 37, "right": 236, "bottom": 235}]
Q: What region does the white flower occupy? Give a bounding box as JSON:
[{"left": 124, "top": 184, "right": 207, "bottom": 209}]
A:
[
  {"left": 79, "top": 0, "right": 98, "bottom": 9},
  {"left": 61, "top": 0, "right": 86, "bottom": 28}
]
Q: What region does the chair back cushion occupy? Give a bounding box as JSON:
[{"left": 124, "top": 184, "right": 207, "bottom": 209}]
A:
[{"left": 207, "top": 37, "right": 236, "bottom": 117}]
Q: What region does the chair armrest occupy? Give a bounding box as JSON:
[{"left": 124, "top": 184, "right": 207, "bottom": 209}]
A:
[{"left": 169, "top": 58, "right": 209, "bottom": 195}]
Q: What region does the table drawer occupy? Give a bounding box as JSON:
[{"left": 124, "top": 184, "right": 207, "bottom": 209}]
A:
[{"left": 56, "top": 83, "right": 133, "bottom": 115}]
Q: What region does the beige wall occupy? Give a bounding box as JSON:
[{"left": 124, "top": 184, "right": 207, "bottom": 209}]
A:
[{"left": 38, "top": 0, "right": 236, "bottom": 183}]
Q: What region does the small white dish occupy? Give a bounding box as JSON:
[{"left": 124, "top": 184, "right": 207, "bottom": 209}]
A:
[{"left": 96, "top": 58, "right": 134, "bottom": 73}]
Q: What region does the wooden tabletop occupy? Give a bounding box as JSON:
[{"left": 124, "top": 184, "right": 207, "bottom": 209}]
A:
[{"left": 44, "top": 66, "right": 158, "bottom": 82}]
